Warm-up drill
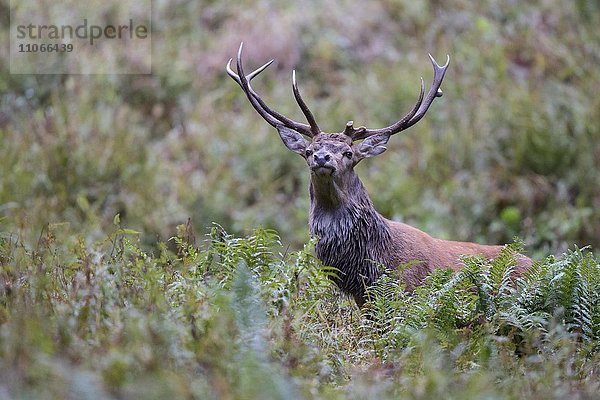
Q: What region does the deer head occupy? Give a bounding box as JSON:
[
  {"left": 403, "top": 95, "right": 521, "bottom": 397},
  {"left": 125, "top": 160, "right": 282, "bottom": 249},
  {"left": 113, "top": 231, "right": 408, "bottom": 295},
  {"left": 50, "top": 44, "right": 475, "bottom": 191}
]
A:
[{"left": 226, "top": 43, "right": 449, "bottom": 180}]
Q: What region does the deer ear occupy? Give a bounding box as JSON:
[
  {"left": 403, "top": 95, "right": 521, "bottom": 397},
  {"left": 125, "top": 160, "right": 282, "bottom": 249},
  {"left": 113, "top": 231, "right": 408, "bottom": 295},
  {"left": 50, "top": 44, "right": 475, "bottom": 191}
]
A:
[
  {"left": 356, "top": 133, "right": 389, "bottom": 159},
  {"left": 277, "top": 126, "right": 310, "bottom": 156}
]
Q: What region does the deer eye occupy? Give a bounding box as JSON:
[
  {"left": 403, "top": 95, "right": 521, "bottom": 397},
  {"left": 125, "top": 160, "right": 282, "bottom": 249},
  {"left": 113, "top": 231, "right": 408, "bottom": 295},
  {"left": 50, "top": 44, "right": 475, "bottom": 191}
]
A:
[
  {"left": 343, "top": 151, "right": 353, "bottom": 159},
  {"left": 305, "top": 149, "right": 313, "bottom": 157}
]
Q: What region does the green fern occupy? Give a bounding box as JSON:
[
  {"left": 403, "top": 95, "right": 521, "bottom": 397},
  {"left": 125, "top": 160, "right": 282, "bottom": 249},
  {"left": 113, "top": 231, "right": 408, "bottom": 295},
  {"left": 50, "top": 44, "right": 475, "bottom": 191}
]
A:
[{"left": 497, "top": 247, "right": 600, "bottom": 343}]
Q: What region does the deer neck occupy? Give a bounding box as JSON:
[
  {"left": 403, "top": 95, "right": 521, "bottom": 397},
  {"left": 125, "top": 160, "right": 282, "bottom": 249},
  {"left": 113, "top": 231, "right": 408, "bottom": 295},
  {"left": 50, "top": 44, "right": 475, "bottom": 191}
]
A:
[
  {"left": 310, "top": 170, "right": 358, "bottom": 209},
  {"left": 308, "top": 169, "right": 392, "bottom": 302},
  {"left": 308, "top": 170, "right": 388, "bottom": 234}
]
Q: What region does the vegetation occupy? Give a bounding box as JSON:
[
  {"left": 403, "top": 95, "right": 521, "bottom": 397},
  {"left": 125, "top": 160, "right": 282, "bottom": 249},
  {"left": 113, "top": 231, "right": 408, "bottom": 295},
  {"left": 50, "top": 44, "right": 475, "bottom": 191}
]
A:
[
  {"left": 1, "top": 0, "right": 600, "bottom": 398},
  {"left": 1, "top": 0, "right": 599, "bottom": 254},
  {"left": 1, "top": 224, "right": 600, "bottom": 398}
]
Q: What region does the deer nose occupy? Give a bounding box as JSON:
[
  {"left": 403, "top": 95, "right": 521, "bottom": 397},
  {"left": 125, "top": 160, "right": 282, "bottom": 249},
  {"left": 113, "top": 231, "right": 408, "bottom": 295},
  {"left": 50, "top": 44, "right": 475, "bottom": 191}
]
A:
[{"left": 313, "top": 153, "right": 331, "bottom": 165}]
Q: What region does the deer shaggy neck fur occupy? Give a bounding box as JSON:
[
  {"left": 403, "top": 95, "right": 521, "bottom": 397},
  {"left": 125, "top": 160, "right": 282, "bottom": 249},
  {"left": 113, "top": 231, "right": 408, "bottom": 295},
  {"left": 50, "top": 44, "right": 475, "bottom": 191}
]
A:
[{"left": 309, "top": 171, "right": 392, "bottom": 305}]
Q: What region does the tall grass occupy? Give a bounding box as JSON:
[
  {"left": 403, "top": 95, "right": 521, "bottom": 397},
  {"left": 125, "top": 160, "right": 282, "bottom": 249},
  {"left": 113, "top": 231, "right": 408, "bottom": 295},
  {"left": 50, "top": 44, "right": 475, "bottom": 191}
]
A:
[{"left": 1, "top": 223, "right": 599, "bottom": 398}]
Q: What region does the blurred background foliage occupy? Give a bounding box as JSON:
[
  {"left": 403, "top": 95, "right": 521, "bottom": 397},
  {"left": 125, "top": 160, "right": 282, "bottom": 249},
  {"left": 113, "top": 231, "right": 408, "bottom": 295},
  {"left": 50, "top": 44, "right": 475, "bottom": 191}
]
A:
[{"left": 1, "top": 0, "right": 599, "bottom": 257}]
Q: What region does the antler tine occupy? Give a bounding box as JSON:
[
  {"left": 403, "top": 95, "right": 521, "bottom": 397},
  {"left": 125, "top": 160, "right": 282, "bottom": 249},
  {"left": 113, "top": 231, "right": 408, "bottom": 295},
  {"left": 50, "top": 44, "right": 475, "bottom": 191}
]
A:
[
  {"left": 226, "top": 57, "right": 280, "bottom": 127},
  {"left": 401, "top": 54, "right": 450, "bottom": 130},
  {"left": 346, "top": 54, "right": 450, "bottom": 141},
  {"left": 292, "top": 70, "right": 321, "bottom": 135},
  {"left": 227, "top": 43, "right": 315, "bottom": 137},
  {"left": 227, "top": 46, "right": 280, "bottom": 128},
  {"left": 226, "top": 57, "right": 274, "bottom": 84}
]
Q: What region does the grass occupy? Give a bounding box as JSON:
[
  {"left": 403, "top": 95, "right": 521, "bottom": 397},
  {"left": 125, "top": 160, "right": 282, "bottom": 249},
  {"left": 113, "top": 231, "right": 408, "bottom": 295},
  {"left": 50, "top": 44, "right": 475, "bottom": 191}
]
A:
[{"left": 1, "top": 222, "right": 599, "bottom": 399}]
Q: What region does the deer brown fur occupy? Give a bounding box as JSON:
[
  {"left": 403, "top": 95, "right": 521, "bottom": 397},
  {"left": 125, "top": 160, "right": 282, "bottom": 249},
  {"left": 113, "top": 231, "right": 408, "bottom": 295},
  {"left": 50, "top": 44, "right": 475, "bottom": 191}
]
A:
[{"left": 227, "top": 43, "right": 532, "bottom": 307}]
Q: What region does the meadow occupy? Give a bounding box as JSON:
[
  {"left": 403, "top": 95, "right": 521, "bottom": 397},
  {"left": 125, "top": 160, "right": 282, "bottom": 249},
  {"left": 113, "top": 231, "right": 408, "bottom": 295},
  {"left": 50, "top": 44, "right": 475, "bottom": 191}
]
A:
[{"left": 1, "top": 0, "right": 600, "bottom": 398}]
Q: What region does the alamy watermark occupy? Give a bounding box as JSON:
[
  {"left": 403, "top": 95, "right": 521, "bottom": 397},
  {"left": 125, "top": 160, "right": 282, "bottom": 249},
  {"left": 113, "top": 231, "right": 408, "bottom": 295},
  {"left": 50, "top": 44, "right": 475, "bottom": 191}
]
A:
[{"left": 10, "top": 0, "right": 152, "bottom": 74}]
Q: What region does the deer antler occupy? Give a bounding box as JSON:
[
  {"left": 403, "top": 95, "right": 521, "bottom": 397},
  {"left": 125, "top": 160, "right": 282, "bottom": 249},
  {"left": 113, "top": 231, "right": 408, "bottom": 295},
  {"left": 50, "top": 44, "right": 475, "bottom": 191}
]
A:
[
  {"left": 343, "top": 54, "right": 450, "bottom": 141},
  {"left": 226, "top": 43, "right": 320, "bottom": 137}
]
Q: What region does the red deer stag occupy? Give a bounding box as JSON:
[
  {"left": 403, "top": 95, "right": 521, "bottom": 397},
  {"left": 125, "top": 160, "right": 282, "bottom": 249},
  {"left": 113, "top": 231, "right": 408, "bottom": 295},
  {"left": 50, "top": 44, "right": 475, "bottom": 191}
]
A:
[{"left": 227, "top": 43, "right": 531, "bottom": 307}]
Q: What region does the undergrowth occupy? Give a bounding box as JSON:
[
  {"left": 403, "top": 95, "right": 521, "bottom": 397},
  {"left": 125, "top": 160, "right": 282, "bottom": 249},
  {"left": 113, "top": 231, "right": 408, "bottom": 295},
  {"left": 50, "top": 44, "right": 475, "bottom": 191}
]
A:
[{"left": 1, "top": 221, "right": 599, "bottom": 399}]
